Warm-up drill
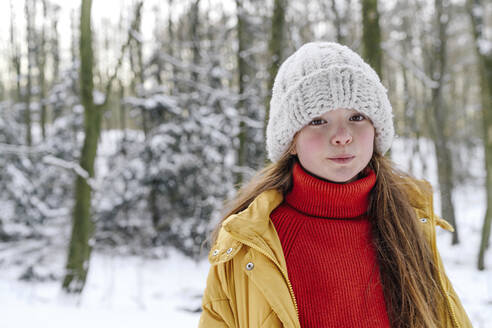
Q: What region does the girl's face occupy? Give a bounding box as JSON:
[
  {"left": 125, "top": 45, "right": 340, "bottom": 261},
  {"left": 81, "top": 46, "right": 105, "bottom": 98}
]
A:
[{"left": 292, "top": 108, "right": 375, "bottom": 183}]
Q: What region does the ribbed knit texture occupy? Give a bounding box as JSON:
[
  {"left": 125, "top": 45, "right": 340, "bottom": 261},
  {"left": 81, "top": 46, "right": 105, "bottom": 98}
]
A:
[{"left": 270, "top": 163, "right": 390, "bottom": 327}]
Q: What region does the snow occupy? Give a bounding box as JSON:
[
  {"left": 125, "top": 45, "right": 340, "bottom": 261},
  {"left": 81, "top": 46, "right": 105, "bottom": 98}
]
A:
[
  {"left": 478, "top": 38, "right": 492, "bottom": 56},
  {"left": 0, "top": 249, "right": 208, "bottom": 327},
  {"left": 93, "top": 90, "right": 106, "bottom": 106},
  {"left": 0, "top": 136, "right": 491, "bottom": 327}
]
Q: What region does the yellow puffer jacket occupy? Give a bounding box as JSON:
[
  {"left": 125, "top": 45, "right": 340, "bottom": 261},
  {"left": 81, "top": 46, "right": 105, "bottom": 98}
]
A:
[{"left": 199, "top": 179, "right": 473, "bottom": 328}]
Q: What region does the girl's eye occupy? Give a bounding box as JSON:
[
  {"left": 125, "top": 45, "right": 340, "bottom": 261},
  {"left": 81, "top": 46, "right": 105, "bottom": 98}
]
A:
[
  {"left": 309, "top": 119, "right": 326, "bottom": 126},
  {"left": 350, "top": 114, "right": 365, "bottom": 121}
]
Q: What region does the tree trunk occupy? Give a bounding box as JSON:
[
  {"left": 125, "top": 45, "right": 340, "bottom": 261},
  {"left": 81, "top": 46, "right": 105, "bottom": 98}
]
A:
[
  {"left": 399, "top": 2, "right": 414, "bottom": 174},
  {"left": 9, "top": 0, "right": 22, "bottom": 104},
  {"left": 206, "top": 5, "right": 224, "bottom": 110},
  {"left": 190, "top": 0, "right": 201, "bottom": 84},
  {"left": 151, "top": 6, "right": 163, "bottom": 85},
  {"left": 62, "top": 0, "right": 99, "bottom": 293},
  {"left": 51, "top": 4, "right": 61, "bottom": 85},
  {"left": 361, "top": 0, "right": 382, "bottom": 78},
  {"left": 24, "top": 0, "right": 34, "bottom": 146},
  {"left": 128, "top": 2, "right": 147, "bottom": 137},
  {"left": 430, "top": 0, "right": 459, "bottom": 244},
  {"left": 48, "top": 3, "right": 62, "bottom": 121},
  {"left": 361, "top": 0, "right": 386, "bottom": 159},
  {"left": 467, "top": 0, "right": 492, "bottom": 270},
  {"left": 265, "top": 0, "right": 287, "bottom": 149},
  {"left": 167, "top": 0, "right": 179, "bottom": 94},
  {"left": 38, "top": 0, "right": 48, "bottom": 140},
  {"left": 323, "top": 0, "right": 354, "bottom": 45},
  {"left": 119, "top": 80, "right": 126, "bottom": 134},
  {"left": 235, "top": 0, "right": 249, "bottom": 186},
  {"left": 70, "top": 9, "right": 79, "bottom": 97}
]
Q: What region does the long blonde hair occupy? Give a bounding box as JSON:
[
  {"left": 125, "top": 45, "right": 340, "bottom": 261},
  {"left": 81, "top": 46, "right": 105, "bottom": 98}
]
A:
[{"left": 209, "top": 148, "right": 445, "bottom": 327}]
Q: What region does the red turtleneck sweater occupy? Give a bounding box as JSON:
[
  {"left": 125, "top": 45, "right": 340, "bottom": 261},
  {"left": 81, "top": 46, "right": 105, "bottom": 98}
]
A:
[{"left": 270, "top": 163, "right": 390, "bottom": 327}]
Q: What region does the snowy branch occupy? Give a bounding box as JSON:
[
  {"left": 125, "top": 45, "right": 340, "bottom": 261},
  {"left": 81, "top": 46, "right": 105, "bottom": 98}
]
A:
[
  {"left": 158, "top": 51, "right": 209, "bottom": 76},
  {"left": 30, "top": 196, "right": 70, "bottom": 218},
  {"left": 173, "top": 75, "right": 240, "bottom": 102},
  {"left": 381, "top": 42, "right": 440, "bottom": 89},
  {"left": 238, "top": 115, "right": 264, "bottom": 129},
  {"left": 0, "top": 144, "right": 97, "bottom": 190},
  {"left": 5, "top": 165, "right": 70, "bottom": 219},
  {"left": 42, "top": 155, "right": 98, "bottom": 190},
  {"left": 0, "top": 142, "right": 49, "bottom": 155}
]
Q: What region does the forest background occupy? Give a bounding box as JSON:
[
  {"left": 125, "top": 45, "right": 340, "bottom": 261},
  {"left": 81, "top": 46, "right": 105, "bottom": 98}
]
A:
[{"left": 1, "top": 0, "right": 491, "bottom": 326}]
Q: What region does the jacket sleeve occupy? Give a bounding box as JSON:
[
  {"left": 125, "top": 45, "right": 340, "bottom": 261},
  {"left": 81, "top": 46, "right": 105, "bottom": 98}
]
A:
[
  {"left": 198, "top": 264, "right": 236, "bottom": 328},
  {"left": 434, "top": 247, "right": 473, "bottom": 328}
]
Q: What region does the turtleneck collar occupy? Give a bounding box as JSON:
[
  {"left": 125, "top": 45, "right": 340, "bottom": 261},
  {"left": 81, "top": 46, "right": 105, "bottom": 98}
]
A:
[{"left": 285, "top": 162, "right": 377, "bottom": 219}]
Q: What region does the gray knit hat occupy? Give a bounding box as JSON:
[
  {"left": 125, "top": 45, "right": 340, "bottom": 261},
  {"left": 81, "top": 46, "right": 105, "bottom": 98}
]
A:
[{"left": 266, "top": 42, "right": 394, "bottom": 162}]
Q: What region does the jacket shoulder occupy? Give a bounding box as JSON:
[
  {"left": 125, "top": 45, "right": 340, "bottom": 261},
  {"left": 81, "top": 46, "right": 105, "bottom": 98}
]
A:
[
  {"left": 207, "top": 189, "right": 284, "bottom": 265},
  {"left": 401, "top": 176, "right": 454, "bottom": 232},
  {"left": 208, "top": 226, "right": 244, "bottom": 265},
  {"left": 400, "top": 176, "right": 432, "bottom": 209}
]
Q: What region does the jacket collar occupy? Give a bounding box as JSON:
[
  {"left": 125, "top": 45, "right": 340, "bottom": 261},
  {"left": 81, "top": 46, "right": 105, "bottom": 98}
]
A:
[
  {"left": 217, "top": 176, "right": 453, "bottom": 258},
  {"left": 222, "top": 189, "right": 283, "bottom": 238},
  {"left": 221, "top": 189, "right": 286, "bottom": 266}
]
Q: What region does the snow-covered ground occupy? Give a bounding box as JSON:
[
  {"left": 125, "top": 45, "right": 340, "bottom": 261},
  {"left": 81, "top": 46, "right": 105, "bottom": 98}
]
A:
[
  {"left": 1, "top": 136, "right": 491, "bottom": 327},
  {"left": 0, "top": 248, "right": 209, "bottom": 327}
]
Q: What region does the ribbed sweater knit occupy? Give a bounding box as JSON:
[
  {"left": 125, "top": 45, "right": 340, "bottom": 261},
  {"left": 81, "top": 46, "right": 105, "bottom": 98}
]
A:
[{"left": 270, "top": 163, "right": 391, "bottom": 327}]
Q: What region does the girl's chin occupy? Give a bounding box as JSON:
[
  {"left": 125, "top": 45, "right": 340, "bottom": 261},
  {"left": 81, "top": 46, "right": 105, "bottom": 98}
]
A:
[
  {"left": 318, "top": 168, "right": 361, "bottom": 183},
  {"left": 318, "top": 172, "right": 358, "bottom": 184}
]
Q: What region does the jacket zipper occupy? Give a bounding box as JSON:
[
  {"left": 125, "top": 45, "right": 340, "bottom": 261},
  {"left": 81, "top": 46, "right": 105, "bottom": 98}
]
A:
[{"left": 228, "top": 232, "right": 300, "bottom": 326}]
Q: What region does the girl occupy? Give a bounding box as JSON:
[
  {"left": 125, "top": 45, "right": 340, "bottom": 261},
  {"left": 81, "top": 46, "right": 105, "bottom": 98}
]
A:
[{"left": 198, "top": 42, "right": 472, "bottom": 328}]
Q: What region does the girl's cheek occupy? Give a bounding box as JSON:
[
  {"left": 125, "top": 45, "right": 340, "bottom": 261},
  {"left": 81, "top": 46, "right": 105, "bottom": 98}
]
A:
[
  {"left": 300, "top": 131, "right": 326, "bottom": 150},
  {"left": 358, "top": 126, "right": 375, "bottom": 146}
]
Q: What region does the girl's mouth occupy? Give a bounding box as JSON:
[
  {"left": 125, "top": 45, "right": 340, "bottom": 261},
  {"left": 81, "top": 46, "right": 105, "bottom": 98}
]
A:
[{"left": 328, "top": 156, "right": 355, "bottom": 164}]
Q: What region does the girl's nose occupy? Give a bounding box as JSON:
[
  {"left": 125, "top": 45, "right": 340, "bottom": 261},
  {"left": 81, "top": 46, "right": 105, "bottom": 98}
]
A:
[{"left": 331, "top": 127, "right": 353, "bottom": 146}]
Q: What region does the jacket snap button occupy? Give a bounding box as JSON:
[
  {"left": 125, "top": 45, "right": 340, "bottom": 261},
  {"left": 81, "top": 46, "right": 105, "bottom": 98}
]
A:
[
  {"left": 420, "top": 218, "right": 428, "bottom": 223},
  {"left": 245, "top": 262, "right": 254, "bottom": 271},
  {"left": 212, "top": 249, "right": 219, "bottom": 256},
  {"left": 226, "top": 248, "right": 233, "bottom": 254}
]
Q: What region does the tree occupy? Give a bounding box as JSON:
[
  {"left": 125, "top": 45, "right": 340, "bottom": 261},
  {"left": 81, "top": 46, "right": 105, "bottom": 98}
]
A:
[
  {"left": 128, "top": 1, "right": 146, "bottom": 136},
  {"left": 330, "top": 0, "right": 349, "bottom": 44},
  {"left": 428, "top": 0, "right": 460, "bottom": 244},
  {"left": 190, "top": 0, "right": 201, "bottom": 84},
  {"left": 37, "top": 0, "right": 48, "bottom": 140},
  {"left": 467, "top": 0, "right": 492, "bottom": 270},
  {"left": 62, "top": 0, "right": 98, "bottom": 293},
  {"left": 235, "top": 0, "right": 251, "bottom": 185},
  {"left": 167, "top": 0, "right": 177, "bottom": 90},
  {"left": 361, "top": 0, "right": 383, "bottom": 77},
  {"left": 24, "top": 0, "right": 35, "bottom": 146},
  {"left": 265, "top": 0, "right": 287, "bottom": 146},
  {"left": 9, "top": 0, "right": 22, "bottom": 103},
  {"left": 63, "top": 0, "right": 146, "bottom": 292},
  {"left": 50, "top": 3, "right": 61, "bottom": 86}
]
